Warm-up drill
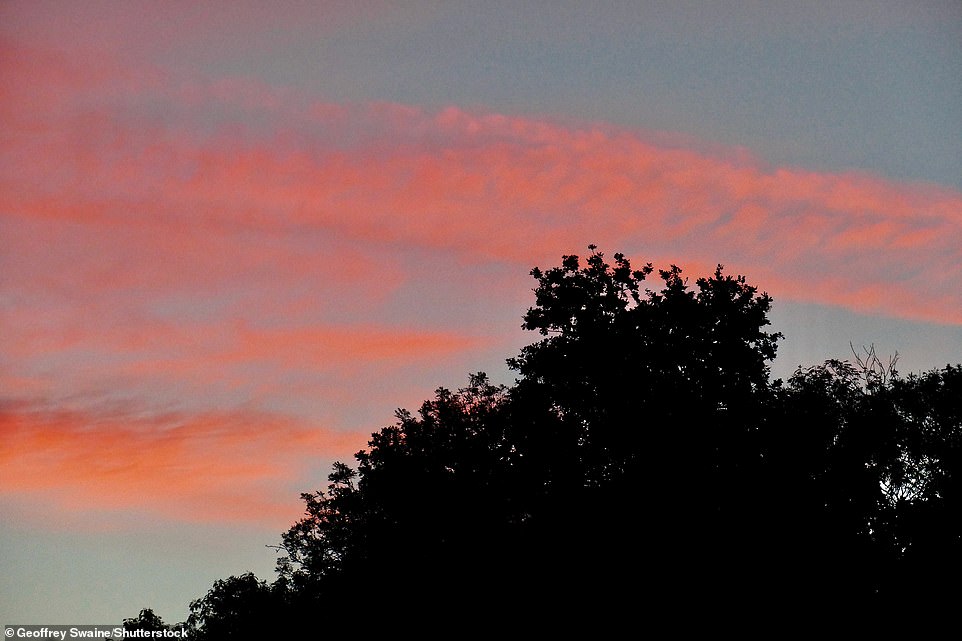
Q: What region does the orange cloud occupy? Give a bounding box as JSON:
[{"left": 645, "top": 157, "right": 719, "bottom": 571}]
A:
[
  {"left": 2, "top": 30, "right": 960, "bottom": 542},
  {"left": 3, "top": 51, "right": 959, "bottom": 363},
  {"left": 1, "top": 311, "right": 491, "bottom": 434},
  {"left": 2, "top": 39, "right": 960, "bottom": 461},
  {"left": 0, "top": 404, "right": 365, "bottom": 528},
  {"left": 4, "top": 40, "right": 959, "bottom": 330},
  {"left": 150, "top": 111, "right": 958, "bottom": 323},
  {"left": 2, "top": 45, "right": 960, "bottom": 352}
]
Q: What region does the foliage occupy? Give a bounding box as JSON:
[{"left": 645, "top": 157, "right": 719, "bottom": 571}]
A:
[
  {"left": 184, "top": 573, "right": 296, "bottom": 639},
  {"left": 122, "top": 609, "right": 171, "bottom": 632},
  {"left": 753, "top": 360, "right": 962, "bottom": 607},
  {"left": 131, "top": 246, "right": 961, "bottom": 629}
]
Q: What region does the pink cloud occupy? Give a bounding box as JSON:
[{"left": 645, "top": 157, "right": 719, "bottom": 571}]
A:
[
  {"left": 0, "top": 404, "right": 365, "bottom": 528},
  {"left": 4, "top": 40, "right": 959, "bottom": 324},
  {"left": 2, "top": 29, "right": 960, "bottom": 540},
  {"left": 2, "top": 39, "right": 959, "bottom": 451}
]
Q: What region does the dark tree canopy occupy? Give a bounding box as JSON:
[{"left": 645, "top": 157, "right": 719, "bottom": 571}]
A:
[
  {"left": 508, "top": 247, "right": 781, "bottom": 490},
  {"left": 132, "top": 247, "right": 962, "bottom": 632},
  {"left": 768, "top": 360, "right": 962, "bottom": 607},
  {"left": 122, "top": 608, "right": 172, "bottom": 633}
]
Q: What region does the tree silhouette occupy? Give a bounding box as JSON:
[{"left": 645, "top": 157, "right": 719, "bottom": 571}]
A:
[
  {"left": 122, "top": 608, "right": 172, "bottom": 632},
  {"left": 272, "top": 246, "right": 788, "bottom": 617},
  {"left": 274, "top": 373, "right": 525, "bottom": 618},
  {"left": 129, "top": 246, "right": 961, "bottom": 630},
  {"left": 185, "top": 572, "right": 297, "bottom": 639},
  {"left": 768, "top": 360, "right": 962, "bottom": 607},
  {"left": 500, "top": 247, "right": 787, "bottom": 610}
]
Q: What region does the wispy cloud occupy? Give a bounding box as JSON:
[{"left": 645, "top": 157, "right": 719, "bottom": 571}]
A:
[
  {"left": 4, "top": 39, "right": 958, "bottom": 324},
  {"left": 0, "top": 404, "right": 362, "bottom": 528},
  {"left": 2, "top": 37, "right": 960, "bottom": 530}
]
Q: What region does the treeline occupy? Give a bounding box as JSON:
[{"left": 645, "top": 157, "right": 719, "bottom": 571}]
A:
[{"left": 126, "top": 247, "right": 961, "bottom": 633}]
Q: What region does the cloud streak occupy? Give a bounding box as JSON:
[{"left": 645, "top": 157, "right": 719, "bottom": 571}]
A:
[
  {"left": 0, "top": 404, "right": 363, "bottom": 528},
  {"left": 3, "top": 39, "right": 959, "bottom": 325},
  {"left": 2, "top": 37, "right": 960, "bottom": 530}
]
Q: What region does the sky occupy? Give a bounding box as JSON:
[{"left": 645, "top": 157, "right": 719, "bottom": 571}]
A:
[{"left": 2, "top": 0, "right": 960, "bottom": 625}]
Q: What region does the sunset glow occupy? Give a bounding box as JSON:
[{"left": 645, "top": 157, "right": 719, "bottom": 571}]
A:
[{"left": 2, "top": 0, "right": 960, "bottom": 626}]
